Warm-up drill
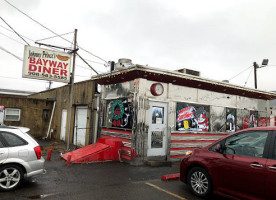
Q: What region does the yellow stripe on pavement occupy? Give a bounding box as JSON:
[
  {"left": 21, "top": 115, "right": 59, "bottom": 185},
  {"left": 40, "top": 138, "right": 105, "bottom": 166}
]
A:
[{"left": 145, "top": 182, "right": 187, "bottom": 200}]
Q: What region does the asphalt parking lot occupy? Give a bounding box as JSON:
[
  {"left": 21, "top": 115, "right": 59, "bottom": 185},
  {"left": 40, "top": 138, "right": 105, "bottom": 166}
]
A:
[{"left": 0, "top": 140, "right": 226, "bottom": 200}]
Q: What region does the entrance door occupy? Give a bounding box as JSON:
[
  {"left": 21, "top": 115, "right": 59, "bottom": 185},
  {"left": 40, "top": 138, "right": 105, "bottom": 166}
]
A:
[
  {"left": 147, "top": 102, "right": 168, "bottom": 157},
  {"left": 60, "top": 109, "right": 67, "bottom": 141},
  {"left": 74, "top": 106, "right": 88, "bottom": 146}
]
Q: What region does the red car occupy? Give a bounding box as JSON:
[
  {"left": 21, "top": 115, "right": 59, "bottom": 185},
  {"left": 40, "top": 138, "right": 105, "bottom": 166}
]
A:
[{"left": 180, "top": 127, "right": 276, "bottom": 200}]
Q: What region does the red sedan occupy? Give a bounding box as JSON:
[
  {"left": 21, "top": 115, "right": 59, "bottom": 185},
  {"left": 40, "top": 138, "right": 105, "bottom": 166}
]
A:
[{"left": 180, "top": 127, "right": 276, "bottom": 200}]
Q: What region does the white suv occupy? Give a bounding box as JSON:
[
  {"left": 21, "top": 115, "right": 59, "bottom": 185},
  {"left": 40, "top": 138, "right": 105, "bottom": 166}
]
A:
[{"left": 0, "top": 126, "right": 45, "bottom": 191}]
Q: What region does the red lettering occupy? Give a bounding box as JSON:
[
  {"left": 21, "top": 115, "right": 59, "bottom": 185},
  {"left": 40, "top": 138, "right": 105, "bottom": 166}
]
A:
[
  {"left": 63, "top": 63, "right": 68, "bottom": 69},
  {"left": 36, "top": 59, "right": 42, "bottom": 65},
  {"left": 52, "top": 68, "right": 59, "bottom": 75},
  {"left": 38, "top": 65, "right": 41, "bottom": 72},
  {"left": 60, "top": 69, "right": 67, "bottom": 76},
  {"left": 29, "top": 57, "right": 36, "bottom": 64},
  {"left": 49, "top": 60, "right": 57, "bottom": 67},
  {"left": 29, "top": 64, "right": 37, "bottom": 71},
  {"left": 57, "top": 62, "right": 63, "bottom": 68},
  {"left": 42, "top": 59, "right": 48, "bottom": 66},
  {"left": 43, "top": 66, "right": 51, "bottom": 74}
]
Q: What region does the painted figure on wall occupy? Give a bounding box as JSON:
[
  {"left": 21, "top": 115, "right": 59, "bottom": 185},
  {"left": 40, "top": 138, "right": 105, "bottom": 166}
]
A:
[
  {"left": 108, "top": 98, "right": 133, "bottom": 129},
  {"left": 249, "top": 111, "right": 258, "bottom": 128},
  {"left": 176, "top": 103, "right": 209, "bottom": 132},
  {"left": 226, "top": 108, "right": 236, "bottom": 132}
]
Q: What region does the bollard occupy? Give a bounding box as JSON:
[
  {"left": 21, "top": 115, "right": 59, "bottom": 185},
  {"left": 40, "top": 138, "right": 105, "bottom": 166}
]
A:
[
  {"left": 66, "top": 155, "right": 72, "bottom": 166},
  {"left": 47, "top": 149, "right": 52, "bottom": 161}
]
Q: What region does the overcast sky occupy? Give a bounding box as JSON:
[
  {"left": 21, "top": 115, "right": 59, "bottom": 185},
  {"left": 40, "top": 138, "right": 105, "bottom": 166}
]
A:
[{"left": 0, "top": 0, "right": 276, "bottom": 92}]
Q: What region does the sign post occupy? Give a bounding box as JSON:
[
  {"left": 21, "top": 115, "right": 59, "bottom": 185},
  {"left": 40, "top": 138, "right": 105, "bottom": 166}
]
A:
[{"left": 67, "top": 29, "right": 78, "bottom": 150}]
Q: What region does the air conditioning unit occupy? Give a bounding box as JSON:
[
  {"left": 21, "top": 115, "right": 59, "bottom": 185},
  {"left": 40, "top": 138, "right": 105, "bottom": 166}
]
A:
[{"left": 176, "top": 68, "right": 200, "bottom": 77}]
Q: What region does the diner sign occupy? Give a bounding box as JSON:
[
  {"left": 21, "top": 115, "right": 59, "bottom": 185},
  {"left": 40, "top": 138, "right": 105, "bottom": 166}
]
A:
[{"left": 22, "top": 45, "right": 71, "bottom": 83}]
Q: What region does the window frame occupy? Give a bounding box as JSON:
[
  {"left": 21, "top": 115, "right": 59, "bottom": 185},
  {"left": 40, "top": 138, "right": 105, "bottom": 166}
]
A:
[
  {"left": 0, "top": 131, "right": 28, "bottom": 147},
  {"left": 4, "top": 108, "right": 21, "bottom": 121}
]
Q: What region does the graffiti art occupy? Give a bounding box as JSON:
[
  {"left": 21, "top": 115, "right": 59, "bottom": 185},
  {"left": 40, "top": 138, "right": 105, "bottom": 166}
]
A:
[
  {"left": 226, "top": 108, "right": 236, "bottom": 132},
  {"left": 249, "top": 111, "right": 258, "bottom": 128},
  {"left": 176, "top": 103, "right": 209, "bottom": 132},
  {"left": 108, "top": 98, "right": 133, "bottom": 129}
]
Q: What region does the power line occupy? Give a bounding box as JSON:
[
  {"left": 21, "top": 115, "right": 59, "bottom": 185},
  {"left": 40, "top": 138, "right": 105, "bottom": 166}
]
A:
[
  {"left": 0, "top": 16, "right": 30, "bottom": 45},
  {"left": 36, "top": 31, "right": 74, "bottom": 42},
  {"left": 4, "top": 0, "right": 108, "bottom": 63},
  {"left": 0, "top": 45, "right": 23, "bottom": 61},
  {"left": 0, "top": 24, "right": 34, "bottom": 42},
  {"left": 0, "top": 31, "right": 25, "bottom": 45},
  {"left": 244, "top": 67, "right": 254, "bottom": 87},
  {"left": 228, "top": 66, "right": 252, "bottom": 81}
]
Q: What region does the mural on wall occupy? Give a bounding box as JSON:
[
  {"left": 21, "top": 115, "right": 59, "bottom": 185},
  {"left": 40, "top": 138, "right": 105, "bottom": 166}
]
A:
[
  {"left": 176, "top": 103, "right": 209, "bottom": 132},
  {"left": 210, "top": 106, "right": 226, "bottom": 132},
  {"left": 107, "top": 98, "right": 133, "bottom": 129},
  {"left": 249, "top": 111, "right": 258, "bottom": 128},
  {"left": 226, "top": 108, "right": 236, "bottom": 132}
]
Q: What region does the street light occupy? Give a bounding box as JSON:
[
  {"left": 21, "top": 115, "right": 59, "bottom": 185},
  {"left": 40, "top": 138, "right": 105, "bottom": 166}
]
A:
[{"left": 253, "top": 59, "right": 269, "bottom": 89}]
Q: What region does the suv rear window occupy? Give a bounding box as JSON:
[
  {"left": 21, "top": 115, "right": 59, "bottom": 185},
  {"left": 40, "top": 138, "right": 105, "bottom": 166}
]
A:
[{"left": 0, "top": 132, "right": 27, "bottom": 147}]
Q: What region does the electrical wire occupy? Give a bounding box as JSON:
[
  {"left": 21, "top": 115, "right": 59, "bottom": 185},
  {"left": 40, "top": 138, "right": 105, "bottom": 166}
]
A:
[
  {"left": 36, "top": 31, "right": 74, "bottom": 42},
  {"left": 0, "top": 24, "right": 34, "bottom": 42},
  {"left": 4, "top": 0, "right": 108, "bottom": 63},
  {"left": 0, "top": 31, "right": 25, "bottom": 45},
  {"left": 0, "top": 45, "right": 23, "bottom": 61},
  {"left": 244, "top": 67, "right": 254, "bottom": 87},
  {"left": 228, "top": 66, "right": 252, "bottom": 81},
  {"left": 0, "top": 16, "right": 30, "bottom": 45}
]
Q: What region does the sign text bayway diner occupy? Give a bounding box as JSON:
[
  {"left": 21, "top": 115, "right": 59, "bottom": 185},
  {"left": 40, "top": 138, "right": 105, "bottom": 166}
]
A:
[{"left": 22, "top": 45, "right": 71, "bottom": 83}]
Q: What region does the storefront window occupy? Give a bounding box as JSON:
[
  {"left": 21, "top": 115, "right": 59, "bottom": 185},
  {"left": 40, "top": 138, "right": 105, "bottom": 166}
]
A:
[
  {"left": 176, "top": 103, "right": 210, "bottom": 132},
  {"left": 106, "top": 98, "right": 133, "bottom": 129}
]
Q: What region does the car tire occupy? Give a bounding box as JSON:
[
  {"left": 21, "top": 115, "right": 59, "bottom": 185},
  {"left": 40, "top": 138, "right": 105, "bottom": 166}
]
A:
[
  {"left": 0, "top": 164, "right": 24, "bottom": 191},
  {"left": 187, "top": 167, "right": 212, "bottom": 197}
]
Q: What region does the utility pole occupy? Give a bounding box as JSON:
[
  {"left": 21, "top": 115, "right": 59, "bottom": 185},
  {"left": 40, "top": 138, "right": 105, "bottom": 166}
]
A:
[
  {"left": 253, "top": 59, "right": 269, "bottom": 89},
  {"left": 253, "top": 62, "right": 259, "bottom": 89},
  {"left": 67, "top": 29, "right": 78, "bottom": 150}
]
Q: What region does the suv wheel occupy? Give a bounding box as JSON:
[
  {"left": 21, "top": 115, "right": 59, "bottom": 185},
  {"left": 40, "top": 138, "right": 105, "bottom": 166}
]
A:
[
  {"left": 187, "top": 167, "right": 212, "bottom": 197},
  {"left": 0, "top": 164, "right": 24, "bottom": 191}
]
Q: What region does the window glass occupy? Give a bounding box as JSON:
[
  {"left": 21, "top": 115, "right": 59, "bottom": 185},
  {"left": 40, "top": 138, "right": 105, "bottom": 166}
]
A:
[
  {"left": 224, "top": 131, "right": 268, "bottom": 158},
  {"left": 4, "top": 108, "right": 21, "bottom": 121},
  {"left": 1, "top": 132, "right": 26, "bottom": 147},
  {"left": 0, "top": 139, "right": 4, "bottom": 148}
]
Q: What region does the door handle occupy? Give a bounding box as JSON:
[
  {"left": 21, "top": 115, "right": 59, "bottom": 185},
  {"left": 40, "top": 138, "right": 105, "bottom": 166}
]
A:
[
  {"left": 250, "top": 163, "right": 263, "bottom": 168},
  {"left": 268, "top": 166, "right": 276, "bottom": 170}
]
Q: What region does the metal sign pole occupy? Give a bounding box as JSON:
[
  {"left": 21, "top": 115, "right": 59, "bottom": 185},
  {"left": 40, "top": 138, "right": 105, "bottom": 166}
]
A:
[{"left": 67, "top": 29, "right": 78, "bottom": 150}]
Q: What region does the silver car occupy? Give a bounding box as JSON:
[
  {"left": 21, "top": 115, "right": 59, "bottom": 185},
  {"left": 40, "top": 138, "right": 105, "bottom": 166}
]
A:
[{"left": 0, "top": 126, "right": 45, "bottom": 191}]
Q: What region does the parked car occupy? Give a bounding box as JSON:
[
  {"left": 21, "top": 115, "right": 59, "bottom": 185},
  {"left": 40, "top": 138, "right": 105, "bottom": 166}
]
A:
[
  {"left": 0, "top": 126, "right": 45, "bottom": 191},
  {"left": 180, "top": 126, "right": 276, "bottom": 200}
]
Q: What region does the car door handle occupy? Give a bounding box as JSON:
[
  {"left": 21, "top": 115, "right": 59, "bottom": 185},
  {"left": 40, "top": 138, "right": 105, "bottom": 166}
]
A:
[
  {"left": 250, "top": 163, "right": 263, "bottom": 168},
  {"left": 268, "top": 166, "right": 276, "bottom": 170}
]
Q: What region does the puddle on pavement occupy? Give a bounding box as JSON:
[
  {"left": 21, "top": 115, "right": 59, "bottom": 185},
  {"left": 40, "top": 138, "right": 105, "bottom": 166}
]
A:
[{"left": 28, "top": 194, "right": 55, "bottom": 199}]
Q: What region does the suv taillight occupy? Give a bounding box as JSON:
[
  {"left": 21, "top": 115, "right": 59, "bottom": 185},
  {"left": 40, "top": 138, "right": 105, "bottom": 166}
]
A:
[{"left": 34, "top": 146, "right": 42, "bottom": 159}]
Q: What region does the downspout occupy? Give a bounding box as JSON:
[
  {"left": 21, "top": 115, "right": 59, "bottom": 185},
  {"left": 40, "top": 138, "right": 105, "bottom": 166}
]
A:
[{"left": 44, "top": 101, "right": 56, "bottom": 139}]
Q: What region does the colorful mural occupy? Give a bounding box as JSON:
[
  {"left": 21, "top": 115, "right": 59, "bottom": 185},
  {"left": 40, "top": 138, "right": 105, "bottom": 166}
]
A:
[
  {"left": 108, "top": 98, "right": 133, "bottom": 129},
  {"left": 176, "top": 103, "right": 209, "bottom": 132},
  {"left": 226, "top": 108, "right": 236, "bottom": 132},
  {"left": 249, "top": 111, "right": 258, "bottom": 128}
]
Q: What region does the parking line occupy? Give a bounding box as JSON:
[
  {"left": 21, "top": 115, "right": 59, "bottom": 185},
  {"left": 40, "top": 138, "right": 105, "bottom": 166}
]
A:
[{"left": 145, "top": 182, "right": 187, "bottom": 200}]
